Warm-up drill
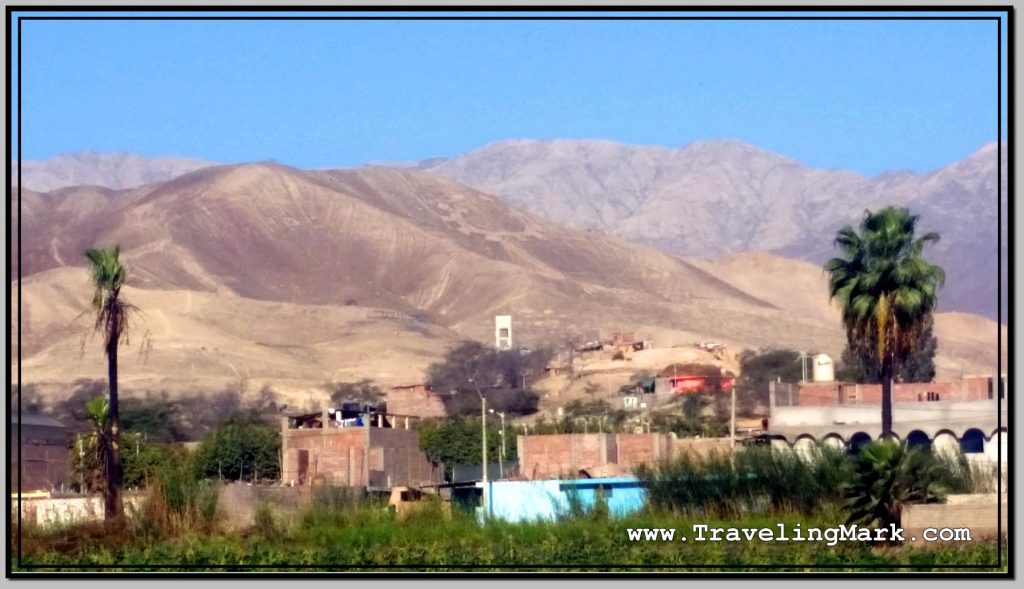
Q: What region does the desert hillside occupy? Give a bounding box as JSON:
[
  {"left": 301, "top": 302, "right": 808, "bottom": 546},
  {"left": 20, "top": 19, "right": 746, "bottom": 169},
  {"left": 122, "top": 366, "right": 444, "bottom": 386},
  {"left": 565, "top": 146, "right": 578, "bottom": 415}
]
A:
[
  {"left": 18, "top": 151, "right": 216, "bottom": 192},
  {"left": 12, "top": 164, "right": 1005, "bottom": 406},
  {"left": 421, "top": 139, "right": 1007, "bottom": 320}
]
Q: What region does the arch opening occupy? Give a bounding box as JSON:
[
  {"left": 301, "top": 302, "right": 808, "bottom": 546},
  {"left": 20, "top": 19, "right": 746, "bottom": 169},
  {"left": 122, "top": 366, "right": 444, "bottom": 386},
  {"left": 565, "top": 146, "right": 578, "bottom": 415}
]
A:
[{"left": 960, "top": 428, "right": 985, "bottom": 454}]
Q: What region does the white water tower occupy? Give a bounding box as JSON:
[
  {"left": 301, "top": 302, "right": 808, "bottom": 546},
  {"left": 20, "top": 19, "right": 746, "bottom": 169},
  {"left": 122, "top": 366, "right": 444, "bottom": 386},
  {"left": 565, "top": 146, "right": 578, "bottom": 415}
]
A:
[
  {"left": 495, "top": 315, "right": 512, "bottom": 350},
  {"left": 812, "top": 353, "right": 835, "bottom": 382}
]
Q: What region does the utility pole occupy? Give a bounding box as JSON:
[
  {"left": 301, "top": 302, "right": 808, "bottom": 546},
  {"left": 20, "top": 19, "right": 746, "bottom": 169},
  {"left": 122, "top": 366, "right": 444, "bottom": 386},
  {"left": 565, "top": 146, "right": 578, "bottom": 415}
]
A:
[
  {"left": 730, "top": 385, "right": 737, "bottom": 451},
  {"left": 489, "top": 409, "right": 506, "bottom": 478},
  {"left": 471, "top": 378, "right": 488, "bottom": 515}
]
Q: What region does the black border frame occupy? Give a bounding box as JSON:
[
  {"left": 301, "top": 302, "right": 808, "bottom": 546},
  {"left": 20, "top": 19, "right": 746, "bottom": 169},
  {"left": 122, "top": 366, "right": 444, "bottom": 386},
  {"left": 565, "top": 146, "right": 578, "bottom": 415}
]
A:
[{"left": 5, "top": 3, "right": 1014, "bottom": 578}]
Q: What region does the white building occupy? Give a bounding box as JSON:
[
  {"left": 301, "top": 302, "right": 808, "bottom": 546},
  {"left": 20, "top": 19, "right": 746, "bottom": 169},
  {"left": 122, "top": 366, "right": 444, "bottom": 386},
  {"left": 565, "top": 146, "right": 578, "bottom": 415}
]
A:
[{"left": 495, "top": 315, "right": 512, "bottom": 350}]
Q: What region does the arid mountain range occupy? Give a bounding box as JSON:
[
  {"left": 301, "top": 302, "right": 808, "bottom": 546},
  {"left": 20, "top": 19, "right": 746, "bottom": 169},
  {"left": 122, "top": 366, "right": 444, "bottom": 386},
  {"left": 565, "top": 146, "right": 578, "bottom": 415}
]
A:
[
  {"left": 414, "top": 139, "right": 1008, "bottom": 321},
  {"left": 21, "top": 140, "right": 1008, "bottom": 321},
  {"left": 11, "top": 147, "right": 1007, "bottom": 404},
  {"left": 19, "top": 151, "right": 215, "bottom": 192}
]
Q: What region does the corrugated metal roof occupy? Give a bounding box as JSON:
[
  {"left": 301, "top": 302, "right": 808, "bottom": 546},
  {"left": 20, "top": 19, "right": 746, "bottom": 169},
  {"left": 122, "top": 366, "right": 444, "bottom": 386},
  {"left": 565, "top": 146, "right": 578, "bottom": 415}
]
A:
[{"left": 10, "top": 413, "right": 67, "bottom": 429}]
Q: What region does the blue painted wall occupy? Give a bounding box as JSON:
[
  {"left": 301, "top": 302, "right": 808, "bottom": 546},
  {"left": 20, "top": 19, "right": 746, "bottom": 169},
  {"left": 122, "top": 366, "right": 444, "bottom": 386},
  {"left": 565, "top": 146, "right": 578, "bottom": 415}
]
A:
[{"left": 476, "top": 477, "right": 646, "bottom": 522}]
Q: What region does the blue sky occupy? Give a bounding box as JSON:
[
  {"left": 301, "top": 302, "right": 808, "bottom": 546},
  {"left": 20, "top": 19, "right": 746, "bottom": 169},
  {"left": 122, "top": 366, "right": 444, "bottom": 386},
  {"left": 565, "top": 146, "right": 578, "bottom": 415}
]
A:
[{"left": 12, "top": 11, "right": 1009, "bottom": 176}]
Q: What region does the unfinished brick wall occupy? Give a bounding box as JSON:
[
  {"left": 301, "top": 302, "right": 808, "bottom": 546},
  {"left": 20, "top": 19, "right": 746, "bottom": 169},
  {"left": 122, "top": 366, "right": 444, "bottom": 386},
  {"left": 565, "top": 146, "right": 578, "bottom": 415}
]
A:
[
  {"left": 281, "top": 423, "right": 440, "bottom": 487},
  {"left": 615, "top": 433, "right": 670, "bottom": 470},
  {"left": 368, "top": 428, "right": 441, "bottom": 487},
  {"left": 518, "top": 433, "right": 726, "bottom": 479},
  {"left": 281, "top": 427, "right": 367, "bottom": 486},
  {"left": 794, "top": 377, "right": 995, "bottom": 406},
  {"left": 14, "top": 443, "right": 71, "bottom": 492},
  {"left": 670, "top": 438, "right": 733, "bottom": 460},
  {"left": 386, "top": 388, "right": 447, "bottom": 418},
  {"left": 517, "top": 433, "right": 615, "bottom": 479}
]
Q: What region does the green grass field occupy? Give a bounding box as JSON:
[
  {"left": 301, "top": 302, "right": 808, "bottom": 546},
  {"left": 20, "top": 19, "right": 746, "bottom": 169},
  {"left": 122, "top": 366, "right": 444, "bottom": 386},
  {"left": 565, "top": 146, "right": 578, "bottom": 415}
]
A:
[{"left": 13, "top": 501, "right": 1006, "bottom": 572}]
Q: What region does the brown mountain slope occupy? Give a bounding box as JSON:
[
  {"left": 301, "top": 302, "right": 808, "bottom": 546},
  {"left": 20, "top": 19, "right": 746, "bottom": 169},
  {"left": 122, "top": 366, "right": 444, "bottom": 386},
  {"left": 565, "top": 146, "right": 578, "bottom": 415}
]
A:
[
  {"left": 423, "top": 139, "right": 1007, "bottom": 320},
  {"left": 18, "top": 151, "right": 217, "bottom": 192},
  {"left": 12, "top": 166, "right": 1000, "bottom": 400},
  {"left": 14, "top": 267, "right": 456, "bottom": 405}
]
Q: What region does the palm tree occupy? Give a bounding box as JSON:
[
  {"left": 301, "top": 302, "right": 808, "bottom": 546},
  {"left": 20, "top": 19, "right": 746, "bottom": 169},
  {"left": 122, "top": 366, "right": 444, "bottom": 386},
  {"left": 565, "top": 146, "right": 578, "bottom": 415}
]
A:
[
  {"left": 71, "top": 397, "right": 111, "bottom": 494},
  {"left": 824, "top": 207, "right": 944, "bottom": 439},
  {"left": 85, "top": 246, "right": 135, "bottom": 520},
  {"left": 844, "top": 441, "right": 948, "bottom": 533}
]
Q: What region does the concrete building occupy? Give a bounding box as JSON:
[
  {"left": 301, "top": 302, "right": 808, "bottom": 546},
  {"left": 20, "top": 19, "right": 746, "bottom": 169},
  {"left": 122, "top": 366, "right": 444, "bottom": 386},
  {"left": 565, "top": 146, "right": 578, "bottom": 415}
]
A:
[
  {"left": 386, "top": 384, "right": 447, "bottom": 419},
  {"left": 477, "top": 476, "right": 646, "bottom": 522},
  {"left": 774, "top": 374, "right": 1001, "bottom": 407},
  {"left": 517, "top": 432, "right": 731, "bottom": 480},
  {"left": 11, "top": 413, "right": 71, "bottom": 493},
  {"left": 280, "top": 408, "right": 442, "bottom": 488},
  {"left": 767, "top": 376, "right": 1008, "bottom": 463},
  {"left": 495, "top": 315, "right": 513, "bottom": 350}
]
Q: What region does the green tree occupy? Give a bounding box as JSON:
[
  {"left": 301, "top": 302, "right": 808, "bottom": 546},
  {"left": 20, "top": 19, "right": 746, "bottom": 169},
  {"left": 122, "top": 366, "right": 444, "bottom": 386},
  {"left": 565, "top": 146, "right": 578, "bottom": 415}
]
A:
[
  {"left": 836, "top": 316, "right": 937, "bottom": 384},
  {"left": 121, "top": 395, "right": 185, "bottom": 443},
  {"left": 426, "top": 340, "right": 546, "bottom": 417},
  {"left": 85, "top": 246, "right": 136, "bottom": 520},
  {"left": 192, "top": 420, "right": 281, "bottom": 482},
  {"left": 326, "top": 379, "right": 386, "bottom": 408},
  {"left": 824, "top": 207, "right": 944, "bottom": 438},
  {"left": 735, "top": 348, "right": 803, "bottom": 415},
  {"left": 419, "top": 417, "right": 512, "bottom": 478}
]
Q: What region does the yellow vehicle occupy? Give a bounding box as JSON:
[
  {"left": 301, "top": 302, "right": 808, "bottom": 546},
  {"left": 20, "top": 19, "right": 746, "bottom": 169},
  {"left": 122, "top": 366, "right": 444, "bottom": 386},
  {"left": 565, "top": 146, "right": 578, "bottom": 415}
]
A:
[{"left": 387, "top": 486, "right": 452, "bottom": 521}]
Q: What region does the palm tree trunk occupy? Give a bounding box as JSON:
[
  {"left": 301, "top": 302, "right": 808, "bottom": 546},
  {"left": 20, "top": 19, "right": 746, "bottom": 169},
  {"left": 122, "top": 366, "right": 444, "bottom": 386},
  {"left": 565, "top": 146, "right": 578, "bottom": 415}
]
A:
[
  {"left": 104, "top": 337, "right": 124, "bottom": 520},
  {"left": 880, "top": 365, "right": 894, "bottom": 440}
]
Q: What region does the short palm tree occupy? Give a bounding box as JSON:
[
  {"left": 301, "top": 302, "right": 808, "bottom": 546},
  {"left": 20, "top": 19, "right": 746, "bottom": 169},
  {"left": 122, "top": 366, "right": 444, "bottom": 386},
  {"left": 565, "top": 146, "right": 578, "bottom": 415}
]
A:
[
  {"left": 85, "top": 246, "right": 135, "bottom": 520},
  {"left": 844, "top": 441, "right": 948, "bottom": 532},
  {"left": 825, "top": 207, "right": 944, "bottom": 438},
  {"left": 71, "top": 397, "right": 111, "bottom": 494}
]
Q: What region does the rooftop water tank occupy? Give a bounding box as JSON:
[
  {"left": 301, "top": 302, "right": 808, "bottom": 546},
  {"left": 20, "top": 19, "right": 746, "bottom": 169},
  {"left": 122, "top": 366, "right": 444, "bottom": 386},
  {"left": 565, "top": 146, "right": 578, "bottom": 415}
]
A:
[{"left": 812, "top": 353, "right": 835, "bottom": 382}]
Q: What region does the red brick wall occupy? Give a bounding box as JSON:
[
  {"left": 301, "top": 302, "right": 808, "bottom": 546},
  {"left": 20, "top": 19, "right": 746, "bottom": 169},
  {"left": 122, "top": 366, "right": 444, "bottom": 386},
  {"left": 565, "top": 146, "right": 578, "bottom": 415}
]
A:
[
  {"left": 615, "top": 433, "right": 669, "bottom": 470},
  {"left": 670, "top": 438, "right": 733, "bottom": 460},
  {"left": 795, "top": 377, "right": 993, "bottom": 406},
  {"left": 13, "top": 445, "right": 70, "bottom": 492},
  {"left": 518, "top": 433, "right": 737, "bottom": 479},
  {"left": 281, "top": 426, "right": 440, "bottom": 487},
  {"left": 368, "top": 428, "right": 441, "bottom": 487},
  {"left": 517, "top": 434, "right": 614, "bottom": 479},
  {"left": 386, "top": 389, "right": 448, "bottom": 419},
  {"left": 282, "top": 428, "right": 368, "bottom": 485}
]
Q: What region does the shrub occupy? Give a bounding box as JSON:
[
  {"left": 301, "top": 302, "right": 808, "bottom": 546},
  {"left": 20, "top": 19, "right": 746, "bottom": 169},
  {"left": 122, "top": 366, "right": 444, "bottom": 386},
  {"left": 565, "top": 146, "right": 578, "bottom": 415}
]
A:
[
  {"left": 135, "top": 458, "right": 219, "bottom": 538},
  {"left": 419, "top": 417, "right": 513, "bottom": 478},
  {"left": 637, "top": 445, "right": 851, "bottom": 517},
  {"left": 326, "top": 379, "right": 385, "bottom": 408},
  {"left": 843, "top": 441, "right": 949, "bottom": 530},
  {"left": 427, "top": 340, "right": 552, "bottom": 417},
  {"left": 192, "top": 421, "right": 281, "bottom": 482}
]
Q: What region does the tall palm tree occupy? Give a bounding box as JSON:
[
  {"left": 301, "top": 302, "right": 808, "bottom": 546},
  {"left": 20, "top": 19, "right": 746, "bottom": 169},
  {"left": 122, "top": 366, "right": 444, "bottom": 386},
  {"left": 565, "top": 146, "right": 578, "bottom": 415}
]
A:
[
  {"left": 85, "top": 246, "right": 135, "bottom": 520},
  {"left": 824, "top": 207, "right": 944, "bottom": 439}
]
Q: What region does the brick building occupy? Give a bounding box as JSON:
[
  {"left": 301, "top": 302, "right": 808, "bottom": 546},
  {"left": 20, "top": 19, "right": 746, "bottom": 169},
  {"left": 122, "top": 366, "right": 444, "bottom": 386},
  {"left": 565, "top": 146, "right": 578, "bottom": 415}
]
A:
[
  {"left": 386, "top": 384, "right": 447, "bottom": 419},
  {"left": 11, "top": 413, "right": 71, "bottom": 493},
  {"left": 774, "top": 374, "right": 1002, "bottom": 407},
  {"left": 280, "top": 408, "right": 442, "bottom": 488},
  {"left": 517, "top": 432, "right": 730, "bottom": 480}
]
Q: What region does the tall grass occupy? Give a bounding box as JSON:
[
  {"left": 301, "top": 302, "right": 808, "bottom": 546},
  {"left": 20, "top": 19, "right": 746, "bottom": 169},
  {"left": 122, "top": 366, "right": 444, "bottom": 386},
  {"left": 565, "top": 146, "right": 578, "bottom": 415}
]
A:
[
  {"left": 637, "top": 444, "right": 992, "bottom": 518},
  {"left": 133, "top": 457, "right": 219, "bottom": 539},
  {"left": 636, "top": 445, "right": 852, "bottom": 517}
]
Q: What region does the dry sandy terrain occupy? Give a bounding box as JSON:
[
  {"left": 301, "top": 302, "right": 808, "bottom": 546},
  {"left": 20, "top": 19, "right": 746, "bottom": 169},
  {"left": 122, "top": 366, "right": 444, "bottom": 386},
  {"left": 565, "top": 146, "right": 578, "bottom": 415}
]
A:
[{"left": 11, "top": 164, "right": 1006, "bottom": 408}]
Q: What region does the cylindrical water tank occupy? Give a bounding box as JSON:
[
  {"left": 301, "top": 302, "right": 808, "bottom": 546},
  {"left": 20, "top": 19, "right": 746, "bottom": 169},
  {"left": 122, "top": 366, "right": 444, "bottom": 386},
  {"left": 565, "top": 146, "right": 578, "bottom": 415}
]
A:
[{"left": 812, "top": 353, "right": 835, "bottom": 382}]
